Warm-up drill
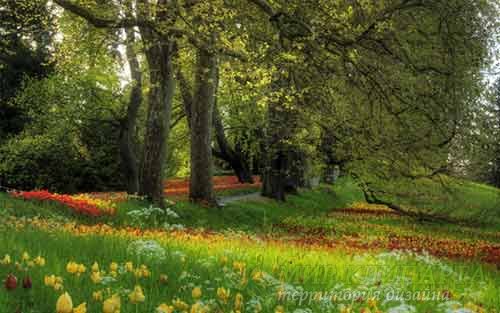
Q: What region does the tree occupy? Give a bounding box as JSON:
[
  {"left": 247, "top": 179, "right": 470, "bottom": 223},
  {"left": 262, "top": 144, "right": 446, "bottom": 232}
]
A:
[
  {"left": 0, "top": 0, "right": 54, "bottom": 141},
  {"left": 53, "top": 0, "right": 179, "bottom": 206},
  {"left": 242, "top": 0, "right": 494, "bottom": 201},
  {"left": 492, "top": 79, "right": 500, "bottom": 187},
  {"left": 119, "top": 7, "right": 143, "bottom": 195}
]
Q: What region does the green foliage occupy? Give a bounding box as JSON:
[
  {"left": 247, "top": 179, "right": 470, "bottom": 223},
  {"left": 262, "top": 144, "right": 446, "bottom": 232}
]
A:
[
  {"left": 0, "top": 71, "right": 125, "bottom": 192},
  {"left": 0, "top": 132, "right": 83, "bottom": 193},
  {"left": 0, "top": 0, "right": 55, "bottom": 140}
]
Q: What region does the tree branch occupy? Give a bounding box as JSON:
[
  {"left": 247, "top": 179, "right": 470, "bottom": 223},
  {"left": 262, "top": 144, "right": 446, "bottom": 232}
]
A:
[{"left": 53, "top": 0, "right": 153, "bottom": 29}]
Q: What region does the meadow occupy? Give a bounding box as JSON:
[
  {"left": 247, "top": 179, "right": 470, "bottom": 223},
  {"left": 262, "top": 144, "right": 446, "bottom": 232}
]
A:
[{"left": 1, "top": 177, "right": 499, "bottom": 313}]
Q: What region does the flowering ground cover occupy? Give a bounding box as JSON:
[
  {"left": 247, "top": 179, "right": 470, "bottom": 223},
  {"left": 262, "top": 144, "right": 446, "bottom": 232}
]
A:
[
  {"left": 85, "top": 176, "right": 262, "bottom": 203},
  {"left": 163, "top": 176, "right": 262, "bottom": 196},
  {"left": 9, "top": 190, "right": 116, "bottom": 217},
  {"left": 0, "top": 177, "right": 499, "bottom": 312},
  {"left": 0, "top": 216, "right": 499, "bottom": 312}
]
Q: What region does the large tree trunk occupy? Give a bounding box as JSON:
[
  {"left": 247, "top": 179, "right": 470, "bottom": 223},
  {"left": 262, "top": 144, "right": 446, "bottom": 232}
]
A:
[
  {"left": 493, "top": 145, "right": 500, "bottom": 188},
  {"left": 179, "top": 66, "right": 254, "bottom": 185},
  {"left": 320, "top": 127, "right": 339, "bottom": 184},
  {"left": 261, "top": 39, "right": 298, "bottom": 201},
  {"left": 138, "top": 30, "right": 176, "bottom": 206},
  {"left": 188, "top": 48, "right": 217, "bottom": 205},
  {"left": 119, "top": 28, "right": 142, "bottom": 194},
  {"left": 262, "top": 100, "right": 291, "bottom": 201}
]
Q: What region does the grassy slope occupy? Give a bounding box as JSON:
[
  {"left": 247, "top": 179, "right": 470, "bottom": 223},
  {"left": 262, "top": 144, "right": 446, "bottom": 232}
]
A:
[
  {"left": 1, "top": 176, "right": 498, "bottom": 233},
  {"left": 373, "top": 176, "right": 500, "bottom": 227}
]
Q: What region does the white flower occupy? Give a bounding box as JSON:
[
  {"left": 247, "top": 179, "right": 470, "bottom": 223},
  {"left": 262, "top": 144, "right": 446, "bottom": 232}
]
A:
[
  {"left": 387, "top": 304, "right": 417, "bottom": 313},
  {"left": 127, "top": 240, "right": 166, "bottom": 261}
]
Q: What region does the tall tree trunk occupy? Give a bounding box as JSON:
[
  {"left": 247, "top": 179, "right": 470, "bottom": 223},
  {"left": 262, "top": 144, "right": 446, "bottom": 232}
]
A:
[
  {"left": 119, "top": 28, "right": 142, "bottom": 194},
  {"left": 138, "top": 31, "right": 176, "bottom": 206},
  {"left": 262, "top": 38, "right": 298, "bottom": 201},
  {"left": 320, "top": 127, "right": 339, "bottom": 184},
  {"left": 188, "top": 48, "right": 217, "bottom": 205},
  {"left": 494, "top": 144, "right": 500, "bottom": 188},
  {"left": 262, "top": 101, "right": 290, "bottom": 201},
  {"left": 179, "top": 66, "right": 254, "bottom": 184}
]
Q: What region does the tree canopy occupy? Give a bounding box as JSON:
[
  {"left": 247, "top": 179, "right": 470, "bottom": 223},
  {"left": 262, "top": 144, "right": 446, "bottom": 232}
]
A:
[{"left": 0, "top": 0, "right": 498, "bottom": 208}]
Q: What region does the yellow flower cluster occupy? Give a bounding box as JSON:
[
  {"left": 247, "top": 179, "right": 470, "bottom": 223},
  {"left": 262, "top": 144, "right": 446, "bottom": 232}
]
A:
[
  {"left": 72, "top": 194, "right": 117, "bottom": 215},
  {"left": 44, "top": 274, "right": 64, "bottom": 291},
  {"left": 1, "top": 252, "right": 47, "bottom": 275},
  {"left": 128, "top": 285, "right": 145, "bottom": 303},
  {"left": 55, "top": 292, "right": 87, "bottom": 313},
  {"left": 66, "top": 261, "right": 86, "bottom": 276}
]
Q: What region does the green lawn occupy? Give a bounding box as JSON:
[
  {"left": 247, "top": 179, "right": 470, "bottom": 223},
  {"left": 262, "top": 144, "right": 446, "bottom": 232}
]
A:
[{"left": 0, "top": 177, "right": 499, "bottom": 312}]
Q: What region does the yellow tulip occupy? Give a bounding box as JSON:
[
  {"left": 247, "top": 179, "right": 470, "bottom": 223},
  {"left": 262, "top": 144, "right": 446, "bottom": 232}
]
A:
[
  {"left": 233, "top": 261, "right": 246, "bottom": 274},
  {"left": 368, "top": 297, "right": 377, "bottom": 308},
  {"left": 125, "top": 261, "right": 134, "bottom": 272},
  {"left": 0, "top": 254, "right": 11, "bottom": 265},
  {"left": 140, "top": 264, "right": 150, "bottom": 277},
  {"left": 252, "top": 271, "right": 263, "bottom": 283},
  {"left": 73, "top": 302, "right": 87, "bottom": 313},
  {"left": 66, "top": 262, "right": 79, "bottom": 274},
  {"left": 21, "top": 251, "right": 30, "bottom": 261},
  {"left": 103, "top": 294, "right": 121, "bottom": 313},
  {"left": 93, "top": 291, "right": 103, "bottom": 302},
  {"left": 172, "top": 298, "right": 189, "bottom": 311},
  {"left": 91, "top": 262, "right": 99, "bottom": 272},
  {"left": 234, "top": 293, "right": 243, "bottom": 310},
  {"left": 156, "top": 303, "right": 174, "bottom": 313},
  {"left": 109, "top": 262, "right": 118, "bottom": 272},
  {"left": 34, "top": 256, "right": 46, "bottom": 266},
  {"left": 53, "top": 282, "right": 63, "bottom": 291},
  {"left": 217, "top": 287, "right": 230, "bottom": 303},
  {"left": 128, "top": 285, "right": 145, "bottom": 303},
  {"left": 192, "top": 287, "right": 202, "bottom": 299},
  {"left": 44, "top": 275, "right": 56, "bottom": 287},
  {"left": 77, "top": 264, "right": 86, "bottom": 275},
  {"left": 56, "top": 292, "right": 73, "bottom": 313},
  {"left": 190, "top": 303, "right": 208, "bottom": 313},
  {"left": 91, "top": 271, "right": 102, "bottom": 283},
  {"left": 275, "top": 305, "right": 285, "bottom": 313},
  {"left": 340, "top": 307, "right": 352, "bottom": 313}
]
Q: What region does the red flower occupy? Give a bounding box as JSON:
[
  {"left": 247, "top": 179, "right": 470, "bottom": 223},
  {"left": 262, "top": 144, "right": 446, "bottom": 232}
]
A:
[
  {"left": 4, "top": 274, "right": 17, "bottom": 290},
  {"left": 22, "top": 276, "right": 32, "bottom": 289},
  {"left": 10, "top": 190, "right": 102, "bottom": 217}
]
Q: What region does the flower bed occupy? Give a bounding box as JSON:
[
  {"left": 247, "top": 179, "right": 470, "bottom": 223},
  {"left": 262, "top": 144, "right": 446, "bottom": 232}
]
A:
[
  {"left": 9, "top": 190, "right": 116, "bottom": 217},
  {"left": 164, "top": 175, "right": 262, "bottom": 195}
]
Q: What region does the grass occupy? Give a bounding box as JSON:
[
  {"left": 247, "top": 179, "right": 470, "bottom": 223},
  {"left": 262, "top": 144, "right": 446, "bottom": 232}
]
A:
[
  {"left": 1, "top": 217, "right": 499, "bottom": 312},
  {"left": 0, "top": 176, "right": 499, "bottom": 312},
  {"left": 370, "top": 176, "right": 500, "bottom": 226}
]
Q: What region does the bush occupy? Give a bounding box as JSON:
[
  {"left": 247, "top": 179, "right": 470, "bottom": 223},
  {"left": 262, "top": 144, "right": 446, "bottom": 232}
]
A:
[
  {"left": 0, "top": 132, "right": 83, "bottom": 193},
  {"left": 0, "top": 126, "right": 124, "bottom": 193}
]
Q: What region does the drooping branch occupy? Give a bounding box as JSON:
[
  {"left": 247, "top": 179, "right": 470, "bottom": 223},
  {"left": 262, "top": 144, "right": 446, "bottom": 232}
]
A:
[
  {"left": 53, "top": 0, "right": 153, "bottom": 29},
  {"left": 357, "top": 178, "right": 463, "bottom": 224},
  {"left": 246, "top": 0, "right": 275, "bottom": 16}
]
